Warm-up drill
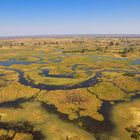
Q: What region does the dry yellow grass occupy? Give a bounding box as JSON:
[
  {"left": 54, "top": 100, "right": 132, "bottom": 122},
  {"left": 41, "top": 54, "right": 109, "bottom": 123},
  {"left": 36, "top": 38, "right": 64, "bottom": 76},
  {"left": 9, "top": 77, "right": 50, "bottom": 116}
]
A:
[
  {"left": 37, "top": 89, "right": 103, "bottom": 121},
  {"left": 0, "top": 82, "right": 39, "bottom": 103},
  {"left": 88, "top": 81, "right": 127, "bottom": 101}
]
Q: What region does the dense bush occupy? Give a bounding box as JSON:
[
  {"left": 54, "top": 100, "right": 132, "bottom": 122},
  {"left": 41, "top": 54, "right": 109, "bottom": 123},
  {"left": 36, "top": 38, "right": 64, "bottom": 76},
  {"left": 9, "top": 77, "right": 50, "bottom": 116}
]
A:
[{"left": 123, "top": 72, "right": 136, "bottom": 77}]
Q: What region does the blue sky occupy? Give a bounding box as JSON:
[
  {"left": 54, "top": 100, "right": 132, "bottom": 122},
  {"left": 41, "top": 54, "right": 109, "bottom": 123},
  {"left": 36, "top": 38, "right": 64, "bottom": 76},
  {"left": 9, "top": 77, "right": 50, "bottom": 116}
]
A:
[{"left": 0, "top": 0, "right": 140, "bottom": 36}]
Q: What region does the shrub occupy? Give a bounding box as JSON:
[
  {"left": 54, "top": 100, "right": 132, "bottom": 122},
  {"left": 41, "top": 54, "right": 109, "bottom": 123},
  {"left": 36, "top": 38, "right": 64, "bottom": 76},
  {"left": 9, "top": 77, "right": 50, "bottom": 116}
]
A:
[{"left": 123, "top": 72, "right": 136, "bottom": 77}]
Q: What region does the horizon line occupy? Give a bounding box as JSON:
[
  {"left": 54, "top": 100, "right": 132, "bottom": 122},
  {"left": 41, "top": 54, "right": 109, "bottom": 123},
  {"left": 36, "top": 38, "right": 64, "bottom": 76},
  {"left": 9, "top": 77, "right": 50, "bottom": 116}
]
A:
[{"left": 0, "top": 34, "right": 140, "bottom": 39}]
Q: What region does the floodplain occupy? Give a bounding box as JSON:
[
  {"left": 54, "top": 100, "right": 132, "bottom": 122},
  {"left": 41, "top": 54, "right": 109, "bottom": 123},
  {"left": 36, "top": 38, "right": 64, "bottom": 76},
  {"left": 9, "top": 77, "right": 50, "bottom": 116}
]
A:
[{"left": 0, "top": 36, "right": 140, "bottom": 140}]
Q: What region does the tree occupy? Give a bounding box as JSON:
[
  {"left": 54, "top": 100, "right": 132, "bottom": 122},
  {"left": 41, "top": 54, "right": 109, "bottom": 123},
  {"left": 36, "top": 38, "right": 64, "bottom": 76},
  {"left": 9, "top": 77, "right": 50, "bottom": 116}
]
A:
[
  {"left": 21, "top": 43, "right": 24, "bottom": 46},
  {"left": 109, "top": 41, "right": 114, "bottom": 46}
]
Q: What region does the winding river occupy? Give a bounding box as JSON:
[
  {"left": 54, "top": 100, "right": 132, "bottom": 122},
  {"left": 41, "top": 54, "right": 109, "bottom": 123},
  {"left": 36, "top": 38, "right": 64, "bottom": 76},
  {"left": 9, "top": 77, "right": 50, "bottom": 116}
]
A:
[{"left": 0, "top": 58, "right": 140, "bottom": 140}]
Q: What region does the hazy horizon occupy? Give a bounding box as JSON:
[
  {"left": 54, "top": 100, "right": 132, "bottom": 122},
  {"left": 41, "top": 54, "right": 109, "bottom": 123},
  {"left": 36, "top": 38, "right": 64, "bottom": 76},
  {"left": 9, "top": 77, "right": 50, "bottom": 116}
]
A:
[
  {"left": 0, "top": 0, "right": 140, "bottom": 36},
  {"left": 1, "top": 34, "right": 140, "bottom": 38}
]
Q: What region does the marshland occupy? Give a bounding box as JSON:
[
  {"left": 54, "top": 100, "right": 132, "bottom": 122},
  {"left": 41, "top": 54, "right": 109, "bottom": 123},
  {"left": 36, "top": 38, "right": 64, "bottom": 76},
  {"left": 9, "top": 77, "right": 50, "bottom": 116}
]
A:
[{"left": 0, "top": 36, "right": 140, "bottom": 140}]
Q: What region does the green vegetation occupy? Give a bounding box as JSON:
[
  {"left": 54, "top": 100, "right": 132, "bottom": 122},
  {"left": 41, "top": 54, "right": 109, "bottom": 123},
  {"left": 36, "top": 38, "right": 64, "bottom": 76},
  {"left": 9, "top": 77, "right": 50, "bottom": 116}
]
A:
[
  {"left": 0, "top": 37, "right": 139, "bottom": 140},
  {"left": 102, "top": 71, "right": 140, "bottom": 92},
  {"left": 0, "top": 82, "right": 39, "bottom": 103},
  {"left": 111, "top": 100, "right": 140, "bottom": 140},
  {"left": 88, "top": 81, "right": 128, "bottom": 101},
  {"left": 37, "top": 89, "right": 103, "bottom": 121},
  {"left": 126, "top": 125, "right": 140, "bottom": 139},
  {"left": 123, "top": 71, "right": 136, "bottom": 77},
  {"left": 0, "top": 102, "right": 96, "bottom": 140}
]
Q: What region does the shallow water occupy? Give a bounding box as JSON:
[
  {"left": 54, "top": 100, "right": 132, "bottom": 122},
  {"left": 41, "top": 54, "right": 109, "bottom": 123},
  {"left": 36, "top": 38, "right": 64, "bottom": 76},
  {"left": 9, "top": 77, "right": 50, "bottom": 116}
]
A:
[
  {"left": 0, "top": 59, "right": 32, "bottom": 66},
  {"left": 16, "top": 69, "right": 101, "bottom": 90},
  {"left": 0, "top": 56, "right": 140, "bottom": 140},
  {"left": 131, "top": 59, "right": 140, "bottom": 65}
]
